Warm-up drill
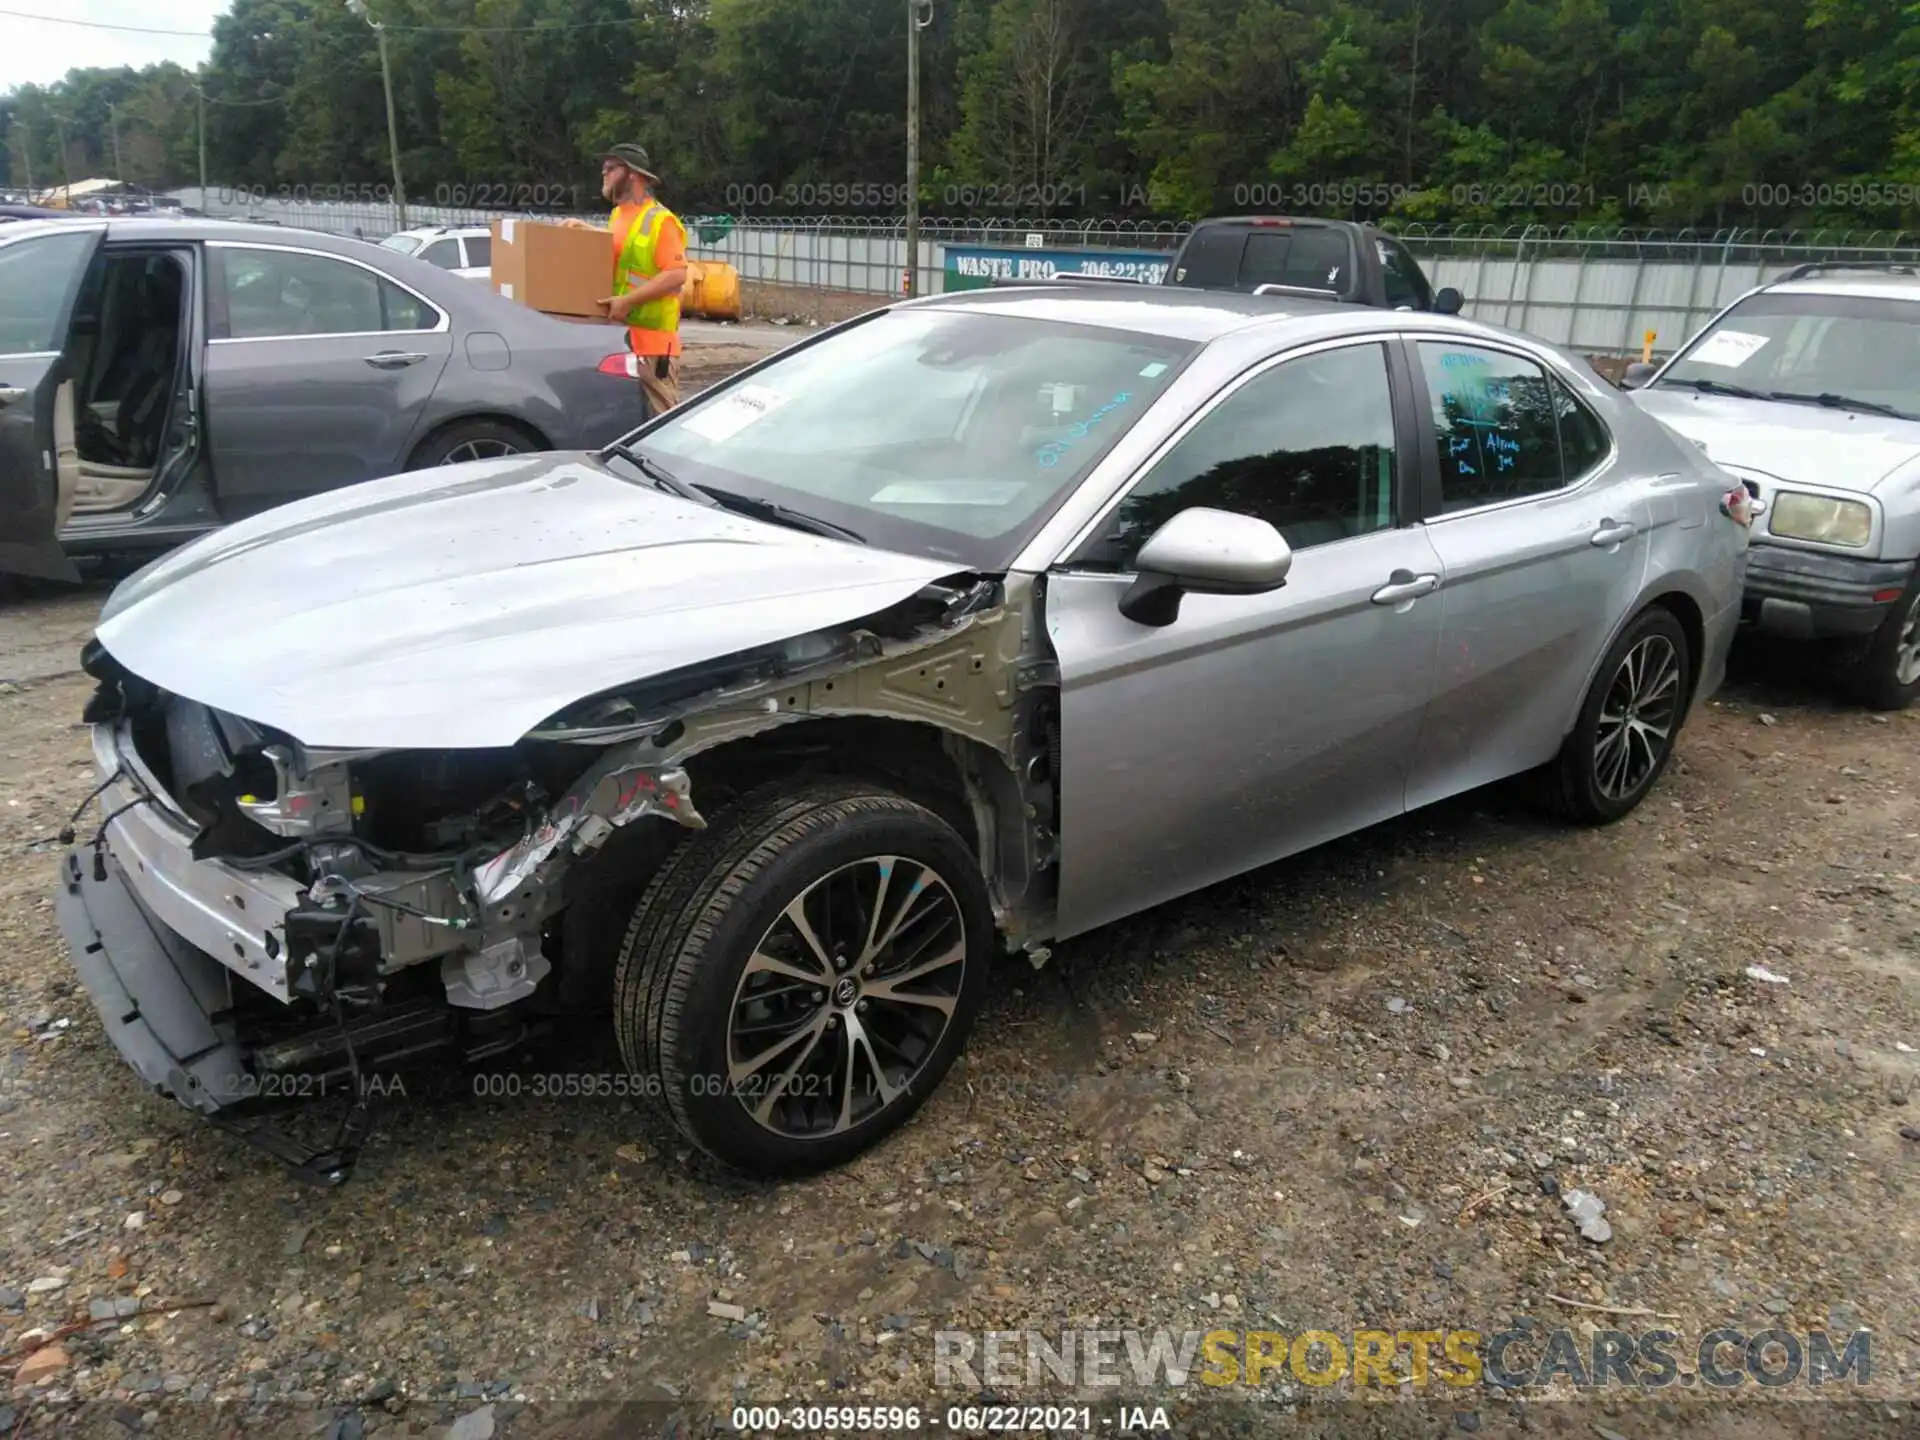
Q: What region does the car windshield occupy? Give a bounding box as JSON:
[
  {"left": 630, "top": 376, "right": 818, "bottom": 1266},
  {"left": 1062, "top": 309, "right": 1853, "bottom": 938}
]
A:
[
  {"left": 379, "top": 234, "right": 424, "bottom": 256},
  {"left": 1658, "top": 289, "right": 1920, "bottom": 419},
  {"left": 631, "top": 307, "right": 1197, "bottom": 568}
]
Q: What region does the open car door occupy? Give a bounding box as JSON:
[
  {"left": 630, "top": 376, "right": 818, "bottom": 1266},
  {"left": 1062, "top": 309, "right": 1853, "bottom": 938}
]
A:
[{"left": 0, "top": 222, "right": 106, "bottom": 582}]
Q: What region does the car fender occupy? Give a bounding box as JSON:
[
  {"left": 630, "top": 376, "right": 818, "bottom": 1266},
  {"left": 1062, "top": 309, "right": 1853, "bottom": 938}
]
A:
[{"left": 1558, "top": 563, "right": 1729, "bottom": 742}]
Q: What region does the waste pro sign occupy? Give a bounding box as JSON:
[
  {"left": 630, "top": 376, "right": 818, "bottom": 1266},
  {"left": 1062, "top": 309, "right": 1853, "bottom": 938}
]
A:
[{"left": 941, "top": 245, "right": 1171, "bottom": 291}]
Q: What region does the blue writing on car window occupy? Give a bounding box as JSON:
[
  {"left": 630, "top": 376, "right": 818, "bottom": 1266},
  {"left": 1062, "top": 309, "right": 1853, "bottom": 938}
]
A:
[{"left": 1034, "top": 389, "right": 1135, "bottom": 468}]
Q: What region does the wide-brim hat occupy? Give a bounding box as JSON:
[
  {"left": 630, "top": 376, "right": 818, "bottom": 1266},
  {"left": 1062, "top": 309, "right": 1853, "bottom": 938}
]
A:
[{"left": 600, "top": 143, "right": 661, "bottom": 184}]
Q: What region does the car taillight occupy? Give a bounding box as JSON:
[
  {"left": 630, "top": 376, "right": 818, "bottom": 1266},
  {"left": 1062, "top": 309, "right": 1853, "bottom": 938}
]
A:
[
  {"left": 598, "top": 353, "right": 642, "bottom": 378},
  {"left": 1721, "top": 483, "right": 1758, "bottom": 527}
]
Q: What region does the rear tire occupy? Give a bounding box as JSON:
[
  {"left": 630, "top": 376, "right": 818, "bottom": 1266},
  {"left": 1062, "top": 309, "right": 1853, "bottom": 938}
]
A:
[
  {"left": 614, "top": 778, "right": 992, "bottom": 1177},
  {"left": 1838, "top": 565, "right": 1920, "bottom": 712},
  {"left": 1549, "top": 606, "right": 1693, "bottom": 824},
  {"left": 407, "top": 418, "right": 536, "bottom": 468}
]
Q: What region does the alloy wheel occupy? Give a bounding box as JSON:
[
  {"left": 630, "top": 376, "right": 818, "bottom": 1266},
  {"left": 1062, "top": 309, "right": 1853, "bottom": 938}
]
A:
[
  {"left": 725, "top": 856, "right": 967, "bottom": 1140},
  {"left": 1593, "top": 633, "right": 1681, "bottom": 801},
  {"left": 1894, "top": 592, "right": 1920, "bottom": 688},
  {"left": 439, "top": 438, "right": 521, "bottom": 464}
]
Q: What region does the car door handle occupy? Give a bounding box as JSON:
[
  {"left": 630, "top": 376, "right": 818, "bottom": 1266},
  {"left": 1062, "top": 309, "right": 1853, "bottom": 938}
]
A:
[
  {"left": 1589, "top": 519, "right": 1637, "bottom": 547},
  {"left": 0, "top": 385, "right": 27, "bottom": 407},
  {"left": 1371, "top": 571, "right": 1439, "bottom": 605},
  {"left": 363, "top": 352, "right": 428, "bottom": 369}
]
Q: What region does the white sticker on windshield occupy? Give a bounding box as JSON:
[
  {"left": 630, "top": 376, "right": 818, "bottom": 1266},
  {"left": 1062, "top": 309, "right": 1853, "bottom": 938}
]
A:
[
  {"left": 679, "top": 384, "right": 790, "bottom": 442},
  {"left": 870, "top": 480, "right": 1027, "bottom": 507},
  {"left": 1139, "top": 362, "right": 1168, "bottom": 378},
  {"left": 1687, "top": 329, "right": 1770, "bottom": 367}
]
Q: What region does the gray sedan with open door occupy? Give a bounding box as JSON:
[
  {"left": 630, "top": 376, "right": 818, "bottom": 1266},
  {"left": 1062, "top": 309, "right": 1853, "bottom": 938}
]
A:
[
  {"left": 54, "top": 284, "right": 1751, "bottom": 1183},
  {"left": 0, "top": 217, "right": 646, "bottom": 581}
]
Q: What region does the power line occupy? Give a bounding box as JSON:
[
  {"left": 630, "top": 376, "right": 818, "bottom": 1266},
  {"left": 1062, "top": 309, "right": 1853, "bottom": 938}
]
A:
[
  {"left": 191, "top": 88, "right": 286, "bottom": 107},
  {"left": 0, "top": 7, "right": 205, "bottom": 36},
  {"left": 0, "top": 5, "right": 659, "bottom": 40},
  {"left": 381, "top": 17, "right": 653, "bottom": 33}
]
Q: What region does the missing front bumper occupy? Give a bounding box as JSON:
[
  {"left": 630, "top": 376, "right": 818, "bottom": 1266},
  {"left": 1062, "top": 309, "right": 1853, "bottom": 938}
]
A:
[{"left": 54, "top": 846, "right": 252, "bottom": 1116}]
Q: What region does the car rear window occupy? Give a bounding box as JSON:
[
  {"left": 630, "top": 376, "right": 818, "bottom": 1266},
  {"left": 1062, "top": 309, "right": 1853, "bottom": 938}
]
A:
[{"left": 1169, "top": 224, "right": 1353, "bottom": 294}]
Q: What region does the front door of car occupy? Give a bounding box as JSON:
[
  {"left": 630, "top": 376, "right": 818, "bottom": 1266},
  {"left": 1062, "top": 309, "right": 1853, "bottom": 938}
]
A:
[
  {"left": 202, "top": 241, "right": 454, "bottom": 517},
  {"left": 0, "top": 223, "right": 105, "bottom": 580},
  {"left": 1400, "top": 337, "right": 1655, "bottom": 810},
  {"left": 1045, "top": 339, "right": 1447, "bottom": 940}
]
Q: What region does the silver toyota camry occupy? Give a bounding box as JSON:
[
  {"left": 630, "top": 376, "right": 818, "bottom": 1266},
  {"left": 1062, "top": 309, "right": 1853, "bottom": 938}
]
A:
[{"left": 54, "top": 285, "right": 1752, "bottom": 1182}]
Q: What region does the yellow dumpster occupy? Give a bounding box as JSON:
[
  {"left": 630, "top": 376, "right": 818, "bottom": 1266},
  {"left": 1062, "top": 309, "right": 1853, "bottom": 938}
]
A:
[{"left": 681, "top": 259, "right": 742, "bottom": 322}]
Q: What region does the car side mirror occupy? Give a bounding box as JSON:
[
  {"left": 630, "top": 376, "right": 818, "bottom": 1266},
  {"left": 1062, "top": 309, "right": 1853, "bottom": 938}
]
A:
[
  {"left": 1118, "top": 507, "right": 1293, "bottom": 627},
  {"left": 1620, "top": 361, "right": 1659, "bottom": 390},
  {"left": 1432, "top": 287, "right": 1464, "bottom": 315}
]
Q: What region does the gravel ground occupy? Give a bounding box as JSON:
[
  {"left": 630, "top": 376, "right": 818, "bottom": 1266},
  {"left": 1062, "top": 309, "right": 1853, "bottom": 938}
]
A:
[{"left": 1, "top": 415, "right": 1917, "bottom": 1438}]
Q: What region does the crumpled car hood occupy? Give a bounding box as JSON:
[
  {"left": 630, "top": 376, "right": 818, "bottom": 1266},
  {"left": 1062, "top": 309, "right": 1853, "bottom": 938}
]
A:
[
  {"left": 1629, "top": 387, "right": 1920, "bottom": 493},
  {"left": 94, "top": 453, "right": 969, "bottom": 750}
]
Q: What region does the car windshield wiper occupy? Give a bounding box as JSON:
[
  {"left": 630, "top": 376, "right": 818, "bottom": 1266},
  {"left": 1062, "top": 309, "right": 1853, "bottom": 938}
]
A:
[
  {"left": 601, "top": 442, "right": 717, "bottom": 507},
  {"left": 1766, "top": 390, "right": 1917, "bottom": 421},
  {"left": 1656, "top": 377, "right": 1769, "bottom": 401},
  {"left": 700, "top": 487, "right": 868, "bottom": 545}
]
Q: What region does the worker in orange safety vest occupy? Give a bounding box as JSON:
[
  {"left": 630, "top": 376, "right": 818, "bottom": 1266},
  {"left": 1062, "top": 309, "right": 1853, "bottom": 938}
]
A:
[{"left": 567, "top": 143, "right": 688, "bottom": 417}]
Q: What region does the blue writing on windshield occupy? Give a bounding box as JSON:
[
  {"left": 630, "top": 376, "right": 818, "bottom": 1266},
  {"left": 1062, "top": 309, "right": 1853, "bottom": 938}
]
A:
[{"left": 1035, "top": 390, "right": 1135, "bottom": 468}]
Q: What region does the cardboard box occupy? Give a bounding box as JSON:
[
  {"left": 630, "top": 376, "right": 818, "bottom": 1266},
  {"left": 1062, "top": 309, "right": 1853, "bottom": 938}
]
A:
[{"left": 489, "top": 217, "right": 616, "bottom": 319}]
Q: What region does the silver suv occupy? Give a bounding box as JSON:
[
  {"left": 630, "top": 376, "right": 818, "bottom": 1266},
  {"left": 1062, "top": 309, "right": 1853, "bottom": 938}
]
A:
[{"left": 1625, "top": 262, "right": 1920, "bottom": 708}]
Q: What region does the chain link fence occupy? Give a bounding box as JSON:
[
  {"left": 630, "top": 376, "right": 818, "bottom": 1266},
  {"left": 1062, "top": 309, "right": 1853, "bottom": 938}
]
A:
[{"left": 172, "top": 190, "right": 1920, "bottom": 356}]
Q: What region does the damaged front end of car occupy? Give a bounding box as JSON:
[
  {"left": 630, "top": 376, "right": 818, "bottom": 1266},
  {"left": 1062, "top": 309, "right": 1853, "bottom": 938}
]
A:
[{"left": 54, "top": 571, "right": 1059, "bottom": 1184}]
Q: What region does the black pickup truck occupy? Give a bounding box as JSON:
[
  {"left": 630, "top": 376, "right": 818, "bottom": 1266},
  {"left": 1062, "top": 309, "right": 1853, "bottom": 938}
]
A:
[
  {"left": 1163, "top": 216, "right": 1462, "bottom": 312},
  {"left": 998, "top": 215, "right": 1464, "bottom": 313}
]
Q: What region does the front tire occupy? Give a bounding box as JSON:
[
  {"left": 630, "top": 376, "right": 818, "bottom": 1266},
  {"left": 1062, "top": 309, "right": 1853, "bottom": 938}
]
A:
[
  {"left": 1549, "top": 606, "right": 1693, "bottom": 824},
  {"left": 614, "top": 779, "right": 992, "bottom": 1176},
  {"left": 1839, "top": 565, "right": 1920, "bottom": 711}
]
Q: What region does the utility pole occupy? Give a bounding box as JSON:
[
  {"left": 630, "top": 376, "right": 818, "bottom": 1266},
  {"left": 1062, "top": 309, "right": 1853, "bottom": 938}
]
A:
[
  {"left": 348, "top": 0, "right": 407, "bottom": 229},
  {"left": 198, "top": 69, "right": 208, "bottom": 202},
  {"left": 905, "top": 0, "right": 932, "bottom": 297},
  {"left": 11, "top": 117, "right": 30, "bottom": 195},
  {"left": 109, "top": 103, "right": 124, "bottom": 184},
  {"left": 52, "top": 111, "right": 73, "bottom": 205}
]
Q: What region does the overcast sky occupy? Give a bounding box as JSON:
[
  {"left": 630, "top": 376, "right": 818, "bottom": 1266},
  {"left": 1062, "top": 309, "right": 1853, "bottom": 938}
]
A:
[{"left": 2, "top": 1, "right": 225, "bottom": 93}]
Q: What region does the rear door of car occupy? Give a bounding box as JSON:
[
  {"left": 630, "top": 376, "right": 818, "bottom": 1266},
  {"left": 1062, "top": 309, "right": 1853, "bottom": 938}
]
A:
[
  {"left": 201, "top": 240, "right": 454, "bottom": 517},
  {"left": 0, "top": 222, "right": 106, "bottom": 580},
  {"left": 1399, "top": 335, "right": 1655, "bottom": 808}
]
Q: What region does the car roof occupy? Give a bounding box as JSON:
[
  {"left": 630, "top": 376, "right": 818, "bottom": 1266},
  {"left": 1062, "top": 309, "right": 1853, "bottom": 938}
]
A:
[
  {"left": 903, "top": 283, "right": 1351, "bottom": 342},
  {"left": 0, "top": 216, "right": 404, "bottom": 251},
  {"left": 388, "top": 224, "right": 489, "bottom": 240},
  {"left": 1762, "top": 269, "right": 1920, "bottom": 304}
]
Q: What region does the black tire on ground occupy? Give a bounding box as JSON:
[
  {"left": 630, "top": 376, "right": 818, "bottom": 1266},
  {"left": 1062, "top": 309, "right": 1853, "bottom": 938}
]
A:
[
  {"left": 613, "top": 778, "right": 993, "bottom": 1176},
  {"left": 407, "top": 418, "right": 535, "bottom": 469},
  {"left": 1838, "top": 564, "right": 1920, "bottom": 712},
  {"left": 1548, "top": 605, "right": 1694, "bottom": 825}
]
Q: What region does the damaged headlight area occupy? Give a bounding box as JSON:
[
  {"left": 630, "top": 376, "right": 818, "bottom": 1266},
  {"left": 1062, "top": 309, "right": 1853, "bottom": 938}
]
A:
[{"left": 63, "top": 642, "right": 710, "bottom": 1177}]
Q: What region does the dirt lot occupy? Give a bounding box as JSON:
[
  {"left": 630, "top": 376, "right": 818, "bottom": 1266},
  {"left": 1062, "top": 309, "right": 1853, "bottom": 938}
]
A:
[{"left": 1, "top": 345, "right": 1917, "bottom": 1439}]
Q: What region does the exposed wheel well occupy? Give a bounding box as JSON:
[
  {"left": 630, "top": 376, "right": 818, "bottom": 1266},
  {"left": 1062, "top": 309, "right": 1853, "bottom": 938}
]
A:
[
  {"left": 553, "top": 719, "right": 1002, "bottom": 1007},
  {"left": 680, "top": 717, "right": 983, "bottom": 862},
  {"left": 406, "top": 413, "right": 551, "bottom": 468}
]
